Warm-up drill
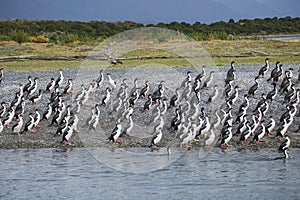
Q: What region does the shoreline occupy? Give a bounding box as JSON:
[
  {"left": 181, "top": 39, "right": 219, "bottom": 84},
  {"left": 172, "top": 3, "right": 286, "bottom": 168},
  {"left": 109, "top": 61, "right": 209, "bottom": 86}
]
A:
[{"left": 0, "top": 132, "right": 299, "bottom": 150}]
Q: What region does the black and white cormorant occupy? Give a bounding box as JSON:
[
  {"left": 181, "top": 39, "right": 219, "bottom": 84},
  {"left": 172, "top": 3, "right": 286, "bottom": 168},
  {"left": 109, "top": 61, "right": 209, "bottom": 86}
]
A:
[
  {"left": 253, "top": 93, "right": 266, "bottom": 112},
  {"left": 279, "top": 70, "right": 292, "bottom": 94},
  {"left": 63, "top": 79, "right": 73, "bottom": 95},
  {"left": 45, "top": 78, "right": 55, "bottom": 93},
  {"left": 206, "top": 85, "right": 219, "bottom": 104},
  {"left": 55, "top": 69, "right": 64, "bottom": 88},
  {"left": 266, "top": 83, "right": 278, "bottom": 103},
  {"left": 239, "top": 121, "right": 252, "bottom": 144},
  {"left": 195, "top": 66, "right": 206, "bottom": 82},
  {"left": 12, "top": 114, "right": 23, "bottom": 135},
  {"left": 220, "top": 125, "right": 233, "bottom": 147},
  {"left": 107, "top": 73, "right": 117, "bottom": 90},
  {"left": 128, "top": 90, "right": 139, "bottom": 107},
  {"left": 23, "top": 76, "right": 33, "bottom": 94},
  {"left": 0, "top": 102, "right": 8, "bottom": 118},
  {"left": 33, "top": 109, "right": 41, "bottom": 130},
  {"left": 0, "top": 68, "right": 3, "bottom": 85},
  {"left": 60, "top": 125, "right": 73, "bottom": 145},
  {"left": 3, "top": 107, "right": 15, "bottom": 127},
  {"left": 248, "top": 76, "right": 260, "bottom": 97},
  {"left": 273, "top": 64, "right": 283, "bottom": 82},
  {"left": 143, "top": 94, "right": 153, "bottom": 111},
  {"left": 102, "top": 87, "right": 112, "bottom": 106},
  {"left": 0, "top": 118, "right": 3, "bottom": 135},
  {"left": 21, "top": 113, "right": 35, "bottom": 134},
  {"left": 252, "top": 123, "right": 266, "bottom": 144},
  {"left": 258, "top": 58, "right": 269, "bottom": 78},
  {"left": 180, "top": 71, "right": 192, "bottom": 89},
  {"left": 152, "top": 82, "right": 164, "bottom": 103},
  {"left": 238, "top": 94, "right": 249, "bottom": 113},
  {"left": 139, "top": 80, "right": 150, "bottom": 98},
  {"left": 108, "top": 120, "right": 122, "bottom": 143},
  {"left": 267, "top": 61, "right": 280, "bottom": 82},
  {"left": 284, "top": 84, "right": 296, "bottom": 103},
  {"left": 276, "top": 118, "right": 289, "bottom": 138},
  {"left": 49, "top": 108, "right": 63, "bottom": 126},
  {"left": 225, "top": 61, "right": 236, "bottom": 85},
  {"left": 29, "top": 89, "right": 43, "bottom": 104},
  {"left": 96, "top": 70, "right": 104, "bottom": 88},
  {"left": 149, "top": 128, "right": 163, "bottom": 148},
  {"left": 121, "top": 114, "right": 133, "bottom": 137},
  {"left": 227, "top": 86, "right": 239, "bottom": 105},
  {"left": 278, "top": 135, "right": 291, "bottom": 159},
  {"left": 201, "top": 71, "right": 215, "bottom": 89},
  {"left": 27, "top": 77, "right": 39, "bottom": 97},
  {"left": 55, "top": 119, "right": 68, "bottom": 135},
  {"left": 265, "top": 116, "right": 276, "bottom": 135}
]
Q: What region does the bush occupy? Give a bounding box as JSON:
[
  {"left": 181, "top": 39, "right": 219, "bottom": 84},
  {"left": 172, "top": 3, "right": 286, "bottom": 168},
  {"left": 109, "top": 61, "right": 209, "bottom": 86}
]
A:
[
  {"left": 10, "top": 30, "right": 28, "bottom": 43},
  {"left": 190, "top": 32, "right": 209, "bottom": 41},
  {"left": 217, "top": 31, "right": 229, "bottom": 40},
  {"left": 57, "top": 33, "right": 79, "bottom": 44},
  {"left": 0, "top": 34, "right": 9, "bottom": 41},
  {"left": 28, "top": 35, "right": 49, "bottom": 43},
  {"left": 208, "top": 31, "right": 228, "bottom": 40}
]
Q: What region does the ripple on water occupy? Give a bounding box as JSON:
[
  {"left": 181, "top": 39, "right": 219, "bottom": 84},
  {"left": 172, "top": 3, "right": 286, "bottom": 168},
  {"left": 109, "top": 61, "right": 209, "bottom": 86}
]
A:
[{"left": 0, "top": 148, "right": 299, "bottom": 200}]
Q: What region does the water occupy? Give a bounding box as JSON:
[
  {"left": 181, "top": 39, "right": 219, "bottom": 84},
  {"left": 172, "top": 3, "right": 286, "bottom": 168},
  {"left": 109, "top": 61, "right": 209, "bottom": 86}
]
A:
[
  {"left": 267, "top": 35, "right": 300, "bottom": 41},
  {"left": 1, "top": 148, "right": 300, "bottom": 200}
]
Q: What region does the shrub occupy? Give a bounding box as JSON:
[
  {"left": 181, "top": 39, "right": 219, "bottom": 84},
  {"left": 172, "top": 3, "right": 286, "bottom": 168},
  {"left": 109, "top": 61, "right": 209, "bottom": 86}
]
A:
[
  {"left": 58, "top": 33, "right": 79, "bottom": 44},
  {"left": 190, "top": 32, "right": 209, "bottom": 41},
  {"left": 10, "top": 30, "right": 28, "bottom": 43},
  {"left": 208, "top": 31, "right": 228, "bottom": 40},
  {"left": 217, "top": 31, "right": 229, "bottom": 40},
  {"left": 0, "top": 34, "right": 9, "bottom": 41},
  {"left": 28, "top": 35, "right": 49, "bottom": 43}
]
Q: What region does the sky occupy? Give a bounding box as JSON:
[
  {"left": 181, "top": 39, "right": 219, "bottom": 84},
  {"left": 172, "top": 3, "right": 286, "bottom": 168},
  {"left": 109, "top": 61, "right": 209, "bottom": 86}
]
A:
[{"left": 0, "top": 0, "right": 299, "bottom": 24}]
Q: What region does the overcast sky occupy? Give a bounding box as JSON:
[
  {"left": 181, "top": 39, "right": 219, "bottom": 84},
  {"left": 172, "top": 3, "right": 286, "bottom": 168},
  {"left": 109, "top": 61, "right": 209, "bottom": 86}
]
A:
[{"left": 0, "top": 0, "right": 299, "bottom": 24}]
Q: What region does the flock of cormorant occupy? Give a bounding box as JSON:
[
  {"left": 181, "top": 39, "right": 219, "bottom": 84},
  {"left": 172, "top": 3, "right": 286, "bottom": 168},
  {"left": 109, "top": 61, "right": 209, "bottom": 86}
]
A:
[{"left": 0, "top": 59, "right": 299, "bottom": 159}]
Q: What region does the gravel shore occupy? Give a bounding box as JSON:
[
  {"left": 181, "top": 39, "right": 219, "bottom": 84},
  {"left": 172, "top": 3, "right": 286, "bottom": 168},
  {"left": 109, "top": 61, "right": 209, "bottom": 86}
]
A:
[{"left": 0, "top": 63, "right": 299, "bottom": 150}]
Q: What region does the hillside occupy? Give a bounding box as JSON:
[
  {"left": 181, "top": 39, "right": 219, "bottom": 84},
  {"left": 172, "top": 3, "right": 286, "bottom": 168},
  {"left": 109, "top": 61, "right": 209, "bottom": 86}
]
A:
[{"left": 0, "top": 16, "right": 299, "bottom": 43}]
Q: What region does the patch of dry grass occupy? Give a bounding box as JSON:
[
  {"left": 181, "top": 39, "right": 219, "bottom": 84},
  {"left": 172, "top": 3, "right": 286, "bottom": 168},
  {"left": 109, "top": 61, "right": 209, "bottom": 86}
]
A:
[{"left": 0, "top": 39, "right": 299, "bottom": 71}]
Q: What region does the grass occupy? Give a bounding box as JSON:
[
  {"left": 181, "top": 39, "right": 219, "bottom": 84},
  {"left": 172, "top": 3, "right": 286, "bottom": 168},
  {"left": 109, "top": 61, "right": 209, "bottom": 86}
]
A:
[
  {"left": 0, "top": 41, "right": 95, "bottom": 57},
  {"left": 0, "top": 59, "right": 190, "bottom": 71},
  {"left": 0, "top": 39, "right": 299, "bottom": 71},
  {"left": 122, "top": 58, "right": 191, "bottom": 67},
  {"left": 1, "top": 60, "right": 83, "bottom": 71},
  {"left": 213, "top": 55, "right": 300, "bottom": 66},
  {"left": 203, "top": 39, "right": 300, "bottom": 56}
]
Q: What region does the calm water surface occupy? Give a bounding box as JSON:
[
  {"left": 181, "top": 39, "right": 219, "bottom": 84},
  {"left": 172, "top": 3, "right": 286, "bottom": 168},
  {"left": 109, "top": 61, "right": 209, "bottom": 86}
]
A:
[
  {"left": 0, "top": 148, "right": 299, "bottom": 200},
  {"left": 267, "top": 35, "right": 300, "bottom": 41}
]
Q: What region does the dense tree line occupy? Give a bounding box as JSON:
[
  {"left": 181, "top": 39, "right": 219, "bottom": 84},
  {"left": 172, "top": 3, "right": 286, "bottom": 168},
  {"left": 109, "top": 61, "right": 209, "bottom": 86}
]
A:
[{"left": 0, "top": 16, "right": 299, "bottom": 43}]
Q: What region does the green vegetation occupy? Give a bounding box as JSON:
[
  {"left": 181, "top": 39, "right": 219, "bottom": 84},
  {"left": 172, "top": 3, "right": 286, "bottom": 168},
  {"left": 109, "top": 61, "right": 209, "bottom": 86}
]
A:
[
  {"left": 203, "top": 39, "right": 300, "bottom": 56},
  {"left": 2, "top": 54, "right": 298, "bottom": 72},
  {"left": 0, "top": 17, "right": 299, "bottom": 71},
  {"left": 0, "top": 16, "right": 299, "bottom": 44},
  {"left": 0, "top": 39, "right": 299, "bottom": 71},
  {"left": 1, "top": 60, "right": 83, "bottom": 71},
  {"left": 213, "top": 56, "right": 300, "bottom": 66},
  {"left": 1, "top": 39, "right": 298, "bottom": 58},
  {"left": 0, "top": 42, "right": 93, "bottom": 57},
  {"left": 9, "top": 30, "right": 28, "bottom": 43}
]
